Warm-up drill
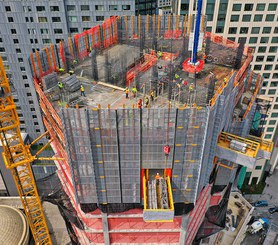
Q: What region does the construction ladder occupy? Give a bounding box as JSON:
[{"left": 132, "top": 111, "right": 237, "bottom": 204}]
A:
[{"left": 0, "top": 57, "right": 52, "bottom": 244}]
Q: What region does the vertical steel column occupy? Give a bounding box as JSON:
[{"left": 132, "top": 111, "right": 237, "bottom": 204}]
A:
[{"left": 192, "top": 0, "right": 203, "bottom": 63}]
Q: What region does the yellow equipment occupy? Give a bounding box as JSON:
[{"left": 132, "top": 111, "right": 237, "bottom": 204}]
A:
[{"left": 0, "top": 56, "right": 54, "bottom": 244}]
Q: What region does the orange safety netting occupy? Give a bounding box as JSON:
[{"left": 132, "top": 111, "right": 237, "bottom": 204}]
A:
[
  {"left": 182, "top": 58, "right": 204, "bottom": 73},
  {"left": 87, "top": 25, "right": 101, "bottom": 49},
  {"left": 126, "top": 54, "right": 157, "bottom": 86}
]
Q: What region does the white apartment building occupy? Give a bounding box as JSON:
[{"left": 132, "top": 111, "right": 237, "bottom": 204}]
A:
[{"left": 175, "top": 0, "right": 278, "bottom": 185}]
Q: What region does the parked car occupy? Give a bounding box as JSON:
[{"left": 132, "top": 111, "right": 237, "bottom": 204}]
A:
[
  {"left": 268, "top": 207, "right": 278, "bottom": 214},
  {"left": 253, "top": 200, "right": 268, "bottom": 207}
]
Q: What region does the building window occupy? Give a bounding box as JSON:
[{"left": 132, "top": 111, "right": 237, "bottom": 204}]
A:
[
  {"left": 254, "top": 15, "right": 263, "bottom": 22},
  {"left": 215, "top": 27, "right": 223, "bottom": 33},
  {"left": 232, "top": 4, "right": 241, "bottom": 11},
  {"left": 36, "top": 6, "right": 45, "bottom": 12},
  {"left": 54, "top": 29, "right": 63, "bottom": 34},
  {"left": 11, "top": 29, "right": 16, "bottom": 34},
  {"left": 254, "top": 65, "right": 262, "bottom": 70},
  {"left": 250, "top": 37, "right": 258, "bottom": 44},
  {"left": 256, "top": 56, "right": 264, "bottom": 62},
  {"left": 255, "top": 166, "right": 262, "bottom": 170},
  {"left": 207, "top": 27, "right": 212, "bottom": 32},
  {"left": 38, "top": 17, "right": 48, "bottom": 23},
  {"left": 50, "top": 6, "right": 59, "bottom": 11},
  {"left": 42, "top": 39, "right": 51, "bottom": 44},
  {"left": 55, "top": 39, "right": 63, "bottom": 44},
  {"left": 30, "top": 39, "right": 33, "bottom": 44},
  {"left": 0, "top": 47, "right": 5, "bottom": 52},
  {"left": 36, "top": 129, "right": 40, "bottom": 133},
  {"left": 68, "top": 16, "right": 77, "bottom": 22},
  {"left": 30, "top": 17, "right": 34, "bottom": 22},
  {"left": 5, "top": 6, "right": 11, "bottom": 12},
  {"left": 260, "top": 37, "right": 269, "bottom": 43},
  {"left": 83, "top": 28, "right": 90, "bottom": 31},
  {"left": 271, "top": 37, "right": 278, "bottom": 43},
  {"left": 217, "top": 14, "right": 226, "bottom": 21},
  {"left": 268, "top": 3, "right": 277, "bottom": 11},
  {"left": 25, "top": 17, "right": 29, "bottom": 22},
  {"left": 27, "top": 93, "right": 32, "bottom": 96},
  {"left": 274, "top": 27, "right": 278, "bottom": 34},
  {"left": 40, "top": 29, "right": 49, "bottom": 34},
  {"left": 268, "top": 89, "right": 276, "bottom": 95},
  {"left": 256, "top": 3, "right": 265, "bottom": 11},
  {"left": 109, "top": 5, "right": 118, "bottom": 11},
  {"left": 70, "top": 28, "right": 79, "bottom": 33},
  {"left": 96, "top": 16, "right": 104, "bottom": 21},
  {"left": 267, "top": 127, "right": 274, "bottom": 133},
  {"left": 23, "top": 75, "right": 28, "bottom": 79},
  {"left": 262, "top": 27, "right": 271, "bottom": 34},
  {"left": 230, "top": 15, "right": 239, "bottom": 22},
  {"left": 274, "top": 105, "right": 278, "bottom": 109},
  {"left": 18, "top": 58, "right": 23, "bottom": 62},
  {"left": 244, "top": 4, "right": 253, "bottom": 11},
  {"left": 266, "top": 14, "right": 275, "bottom": 21},
  {"left": 122, "top": 5, "right": 131, "bottom": 10},
  {"left": 32, "top": 115, "right": 37, "bottom": 118},
  {"left": 269, "top": 120, "right": 276, "bottom": 125},
  {"left": 269, "top": 46, "right": 278, "bottom": 53},
  {"left": 258, "top": 47, "right": 267, "bottom": 53},
  {"left": 95, "top": 5, "right": 104, "bottom": 11},
  {"left": 240, "top": 27, "right": 248, "bottom": 34},
  {"left": 8, "top": 17, "right": 14, "bottom": 22},
  {"left": 23, "top": 6, "right": 32, "bottom": 12},
  {"left": 228, "top": 27, "right": 237, "bottom": 34},
  {"left": 251, "top": 27, "right": 260, "bottom": 34},
  {"left": 52, "top": 17, "right": 61, "bottom": 22},
  {"left": 273, "top": 73, "right": 278, "bottom": 79},
  {"left": 242, "top": 15, "right": 251, "bottom": 22},
  {"left": 13, "top": 39, "right": 19, "bottom": 44},
  {"left": 82, "top": 16, "right": 90, "bottom": 22},
  {"left": 266, "top": 56, "right": 275, "bottom": 62},
  {"left": 265, "top": 65, "right": 273, "bottom": 70},
  {"left": 20, "top": 67, "right": 25, "bottom": 71},
  {"left": 81, "top": 5, "right": 90, "bottom": 11},
  {"left": 67, "top": 5, "right": 76, "bottom": 11},
  {"left": 16, "top": 48, "right": 21, "bottom": 53}
]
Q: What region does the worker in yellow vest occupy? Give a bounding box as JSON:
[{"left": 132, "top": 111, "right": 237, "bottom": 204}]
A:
[
  {"left": 125, "top": 87, "right": 129, "bottom": 99},
  {"left": 80, "top": 84, "right": 86, "bottom": 97},
  {"left": 189, "top": 83, "right": 194, "bottom": 93},
  {"left": 132, "top": 86, "right": 137, "bottom": 98}
]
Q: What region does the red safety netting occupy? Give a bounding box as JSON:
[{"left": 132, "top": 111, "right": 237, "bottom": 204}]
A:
[
  {"left": 74, "top": 32, "right": 89, "bottom": 60},
  {"left": 182, "top": 58, "right": 204, "bottom": 73},
  {"left": 102, "top": 16, "right": 118, "bottom": 48},
  {"left": 164, "top": 30, "right": 182, "bottom": 39},
  {"left": 87, "top": 25, "right": 101, "bottom": 49}
]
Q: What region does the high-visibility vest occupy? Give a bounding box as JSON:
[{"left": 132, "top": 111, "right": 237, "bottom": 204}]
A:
[
  {"left": 125, "top": 88, "right": 129, "bottom": 93},
  {"left": 80, "top": 85, "right": 85, "bottom": 92},
  {"left": 175, "top": 74, "right": 180, "bottom": 79},
  {"left": 150, "top": 91, "right": 154, "bottom": 97},
  {"left": 132, "top": 88, "right": 137, "bottom": 93},
  {"left": 58, "top": 82, "right": 63, "bottom": 88},
  {"left": 58, "top": 68, "right": 65, "bottom": 72},
  {"left": 189, "top": 84, "right": 194, "bottom": 91},
  {"left": 145, "top": 97, "right": 149, "bottom": 104}
]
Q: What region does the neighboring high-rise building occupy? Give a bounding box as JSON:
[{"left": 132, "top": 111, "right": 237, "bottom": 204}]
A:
[
  {"left": 175, "top": 0, "right": 278, "bottom": 185},
  {"left": 28, "top": 15, "right": 272, "bottom": 244},
  {"left": 0, "top": 0, "right": 135, "bottom": 141}
]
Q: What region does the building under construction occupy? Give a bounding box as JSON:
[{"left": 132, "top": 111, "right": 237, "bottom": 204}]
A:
[{"left": 29, "top": 15, "right": 273, "bottom": 244}]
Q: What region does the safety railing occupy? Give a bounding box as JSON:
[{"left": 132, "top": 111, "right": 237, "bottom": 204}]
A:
[
  {"left": 247, "top": 135, "right": 273, "bottom": 153},
  {"left": 218, "top": 132, "right": 260, "bottom": 158}
]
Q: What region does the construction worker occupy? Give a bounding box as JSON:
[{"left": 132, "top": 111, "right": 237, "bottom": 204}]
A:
[
  {"left": 189, "top": 83, "right": 194, "bottom": 93},
  {"left": 69, "top": 69, "right": 74, "bottom": 75},
  {"left": 125, "top": 87, "right": 129, "bottom": 99},
  {"left": 73, "top": 59, "right": 78, "bottom": 65},
  {"left": 150, "top": 90, "right": 154, "bottom": 102},
  {"left": 224, "top": 77, "right": 227, "bottom": 83},
  {"left": 157, "top": 51, "right": 163, "bottom": 59},
  {"left": 137, "top": 98, "right": 143, "bottom": 109},
  {"left": 145, "top": 96, "right": 149, "bottom": 107},
  {"left": 155, "top": 173, "right": 160, "bottom": 180},
  {"left": 132, "top": 86, "right": 137, "bottom": 98},
  {"left": 58, "top": 67, "right": 65, "bottom": 73},
  {"left": 58, "top": 82, "right": 63, "bottom": 90},
  {"left": 80, "top": 84, "right": 85, "bottom": 97},
  {"left": 175, "top": 73, "right": 180, "bottom": 80}
]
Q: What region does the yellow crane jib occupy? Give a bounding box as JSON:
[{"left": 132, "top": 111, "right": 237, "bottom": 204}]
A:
[{"left": 0, "top": 56, "right": 52, "bottom": 244}]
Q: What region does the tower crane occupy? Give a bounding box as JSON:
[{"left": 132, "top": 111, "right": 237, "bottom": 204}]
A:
[{"left": 0, "top": 56, "right": 61, "bottom": 244}]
